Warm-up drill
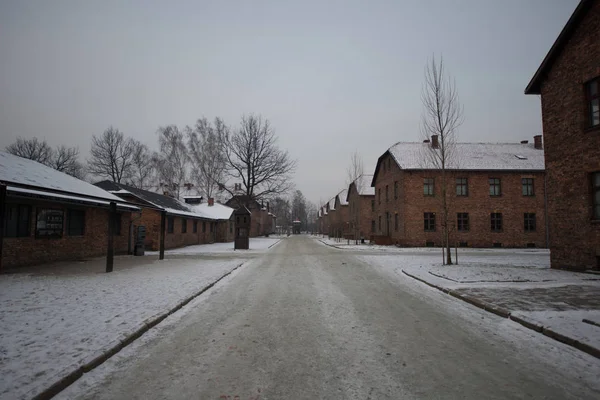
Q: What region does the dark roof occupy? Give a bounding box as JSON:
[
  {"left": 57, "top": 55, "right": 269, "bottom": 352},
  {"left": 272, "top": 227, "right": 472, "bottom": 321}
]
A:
[
  {"left": 525, "top": 0, "right": 595, "bottom": 95},
  {"left": 94, "top": 180, "right": 191, "bottom": 213},
  {"left": 225, "top": 195, "right": 262, "bottom": 209}
]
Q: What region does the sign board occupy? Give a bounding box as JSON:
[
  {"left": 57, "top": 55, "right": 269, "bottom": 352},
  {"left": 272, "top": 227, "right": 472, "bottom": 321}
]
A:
[{"left": 36, "top": 209, "right": 64, "bottom": 238}]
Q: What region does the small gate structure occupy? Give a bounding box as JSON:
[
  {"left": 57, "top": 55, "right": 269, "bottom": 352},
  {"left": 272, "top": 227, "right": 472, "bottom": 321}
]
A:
[
  {"left": 292, "top": 219, "right": 301, "bottom": 234},
  {"left": 234, "top": 206, "right": 251, "bottom": 250}
]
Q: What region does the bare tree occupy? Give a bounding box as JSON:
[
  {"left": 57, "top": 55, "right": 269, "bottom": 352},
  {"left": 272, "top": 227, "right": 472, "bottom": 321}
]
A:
[
  {"left": 51, "top": 145, "right": 85, "bottom": 179},
  {"left": 88, "top": 127, "right": 136, "bottom": 183},
  {"left": 420, "top": 55, "right": 464, "bottom": 265},
  {"left": 128, "top": 140, "right": 155, "bottom": 189},
  {"left": 6, "top": 137, "right": 54, "bottom": 165},
  {"left": 6, "top": 137, "right": 86, "bottom": 179},
  {"left": 155, "top": 125, "right": 188, "bottom": 199},
  {"left": 291, "top": 189, "right": 308, "bottom": 231},
  {"left": 346, "top": 151, "right": 364, "bottom": 243},
  {"left": 220, "top": 115, "right": 296, "bottom": 204},
  {"left": 346, "top": 151, "right": 364, "bottom": 187},
  {"left": 187, "top": 117, "right": 228, "bottom": 200}
]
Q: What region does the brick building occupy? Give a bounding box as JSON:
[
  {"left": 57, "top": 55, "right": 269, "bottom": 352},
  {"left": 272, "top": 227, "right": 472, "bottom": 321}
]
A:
[
  {"left": 370, "top": 138, "right": 547, "bottom": 248},
  {"left": 525, "top": 0, "right": 600, "bottom": 270},
  {"left": 325, "top": 197, "right": 337, "bottom": 237},
  {"left": 224, "top": 195, "right": 273, "bottom": 237},
  {"left": 331, "top": 189, "right": 350, "bottom": 239},
  {"left": 95, "top": 181, "right": 234, "bottom": 251},
  {"left": 1, "top": 152, "right": 139, "bottom": 269},
  {"left": 346, "top": 174, "right": 375, "bottom": 241}
]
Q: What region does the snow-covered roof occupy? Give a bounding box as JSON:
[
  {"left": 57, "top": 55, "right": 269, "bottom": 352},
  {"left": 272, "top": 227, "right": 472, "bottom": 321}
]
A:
[
  {"left": 355, "top": 174, "right": 375, "bottom": 196},
  {"left": 188, "top": 202, "right": 234, "bottom": 220},
  {"left": 387, "top": 142, "right": 545, "bottom": 171},
  {"left": 336, "top": 189, "right": 348, "bottom": 206},
  {"left": 0, "top": 151, "right": 138, "bottom": 209},
  {"left": 328, "top": 197, "right": 336, "bottom": 211},
  {"left": 96, "top": 180, "right": 231, "bottom": 220}
]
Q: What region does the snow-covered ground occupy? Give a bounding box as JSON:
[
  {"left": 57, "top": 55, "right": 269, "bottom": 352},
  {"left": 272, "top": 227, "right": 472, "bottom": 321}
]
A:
[
  {"left": 361, "top": 251, "right": 600, "bottom": 356},
  {"left": 146, "top": 237, "right": 283, "bottom": 255},
  {"left": 0, "top": 257, "right": 246, "bottom": 399}
]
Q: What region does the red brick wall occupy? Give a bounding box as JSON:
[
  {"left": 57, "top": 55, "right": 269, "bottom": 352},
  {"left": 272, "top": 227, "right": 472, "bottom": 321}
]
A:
[
  {"left": 373, "top": 153, "right": 547, "bottom": 248},
  {"left": 2, "top": 199, "right": 131, "bottom": 268},
  {"left": 347, "top": 184, "right": 375, "bottom": 240},
  {"left": 538, "top": 0, "right": 600, "bottom": 269}
]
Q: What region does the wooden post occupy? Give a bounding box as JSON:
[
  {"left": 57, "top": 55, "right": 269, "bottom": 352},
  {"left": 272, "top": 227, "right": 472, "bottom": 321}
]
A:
[
  {"left": 159, "top": 211, "right": 166, "bottom": 260},
  {"left": 0, "top": 184, "right": 6, "bottom": 271},
  {"left": 106, "top": 201, "right": 116, "bottom": 273}
]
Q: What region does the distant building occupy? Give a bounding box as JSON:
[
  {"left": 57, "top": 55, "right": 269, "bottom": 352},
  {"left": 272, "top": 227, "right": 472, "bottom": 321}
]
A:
[
  {"left": 370, "top": 137, "right": 547, "bottom": 248},
  {"left": 0, "top": 151, "right": 139, "bottom": 269},
  {"left": 525, "top": 0, "right": 600, "bottom": 270},
  {"left": 346, "top": 174, "right": 375, "bottom": 241},
  {"left": 224, "top": 195, "right": 273, "bottom": 237},
  {"left": 95, "top": 181, "right": 234, "bottom": 250}
]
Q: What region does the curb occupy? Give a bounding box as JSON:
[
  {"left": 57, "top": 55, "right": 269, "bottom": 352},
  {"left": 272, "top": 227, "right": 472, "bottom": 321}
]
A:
[
  {"left": 401, "top": 269, "right": 600, "bottom": 360},
  {"left": 30, "top": 262, "right": 246, "bottom": 400},
  {"left": 268, "top": 239, "right": 283, "bottom": 249},
  {"left": 317, "top": 239, "right": 343, "bottom": 249}
]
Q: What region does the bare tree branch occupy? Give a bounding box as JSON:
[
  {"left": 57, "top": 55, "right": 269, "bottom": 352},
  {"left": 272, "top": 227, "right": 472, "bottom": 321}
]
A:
[
  {"left": 220, "top": 114, "right": 297, "bottom": 203},
  {"left": 187, "top": 117, "right": 228, "bottom": 200},
  {"left": 87, "top": 127, "right": 136, "bottom": 183},
  {"left": 6, "top": 137, "right": 54, "bottom": 165},
  {"left": 155, "top": 125, "right": 189, "bottom": 199},
  {"left": 420, "top": 54, "right": 464, "bottom": 265}
]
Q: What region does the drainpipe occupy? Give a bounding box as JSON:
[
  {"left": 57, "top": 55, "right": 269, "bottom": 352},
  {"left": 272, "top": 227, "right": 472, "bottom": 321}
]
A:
[{"left": 544, "top": 173, "right": 550, "bottom": 249}]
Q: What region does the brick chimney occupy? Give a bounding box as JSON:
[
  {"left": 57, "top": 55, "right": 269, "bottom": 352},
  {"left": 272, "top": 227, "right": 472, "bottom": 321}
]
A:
[
  {"left": 208, "top": 197, "right": 214, "bottom": 206},
  {"left": 431, "top": 135, "right": 439, "bottom": 149},
  {"left": 533, "top": 135, "right": 543, "bottom": 150}
]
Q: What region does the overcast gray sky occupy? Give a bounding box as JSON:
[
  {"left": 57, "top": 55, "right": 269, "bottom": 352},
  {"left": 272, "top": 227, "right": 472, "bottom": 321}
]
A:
[{"left": 0, "top": 0, "right": 578, "bottom": 205}]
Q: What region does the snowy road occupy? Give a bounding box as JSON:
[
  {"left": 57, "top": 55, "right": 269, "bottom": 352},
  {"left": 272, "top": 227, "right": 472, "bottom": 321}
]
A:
[{"left": 61, "top": 236, "right": 600, "bottom": 399}]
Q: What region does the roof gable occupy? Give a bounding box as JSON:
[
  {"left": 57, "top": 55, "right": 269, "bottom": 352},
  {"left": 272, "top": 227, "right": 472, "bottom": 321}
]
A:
[{"left": 525, "top": 0, "right": 595, "bottom": 94}]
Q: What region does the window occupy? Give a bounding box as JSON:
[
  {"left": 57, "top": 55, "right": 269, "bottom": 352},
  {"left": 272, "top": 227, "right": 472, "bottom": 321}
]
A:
[
  {"left": 4, "top": 204, "right": 31, "bottom": 237},
  {"left": 229, "top": 221, "right": 233, "bottom": 234},
  {"left": 67, "top": 209, "right": 85, "bottom": 236},
  {"left": 522, "top": 178, "right": 534, "bottom": 196},
  {"left": 456, "top": 178, "right": 468, "bottom": 196},
  {"left": 387, "top": 158, "right": 391, "bottom": 170},
  {"left": 394, "top": 213, "right": 398, "bottom": 231},
  {"left": 36, "top": 209, "right": 64, "bottom": 238},
  {"left": 386, "top": 185, "right": 389, "bottom": 202},
  {"left": 371, "top": 220, "right": 375, "bottom": 232},
  {"left": 114, "top": 213, "right": 122, "bottom": 235},
  {"left": 394, "top": 181, "right": 398, "bottom": 199},
  {"left": 181, "top": 218, "right": 187, "bottom": 233},
  {"left": 524, "top": 213, "right": 536, "bottom": 232},
  {"left": 193, "top": 220, "right": 198, "bottom": 233},
  {"left": 424, "top": 178, "right": 434, "bottom": 196},
  {"left": 202, "top": 221, "right": 206, "bottom": 233},
  {"left": 378, "top": 215, "right": 382, "bottom": 231},
  {"left": 378, "top": 188, "right": 381, "bottom": 204},
  {"left": 210, "top": 222, "right": 214, "bottom": 233},
  {"left": 167, "top": 216, "right": 174, "bottom": 234},
  {"left": 424, "top": 212, "right": 436, "bottom": 231},
  {"left": 491, "top": 213, "right": 503, "bottom": 232},
  {"left": 489, "top": 178, "right": 501, "bottom": 196},
  {"left": 371, "top": 200, "right": 375, "bottom": 212},
  {"left": 593, "top": 172, "right": 600, "bottom": 219},
  {"left": 586, "top": 78, "right": 599, "bottom": 127},
  {"left": 457, "top": 213, "right": 469, "bottom": 231}
]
